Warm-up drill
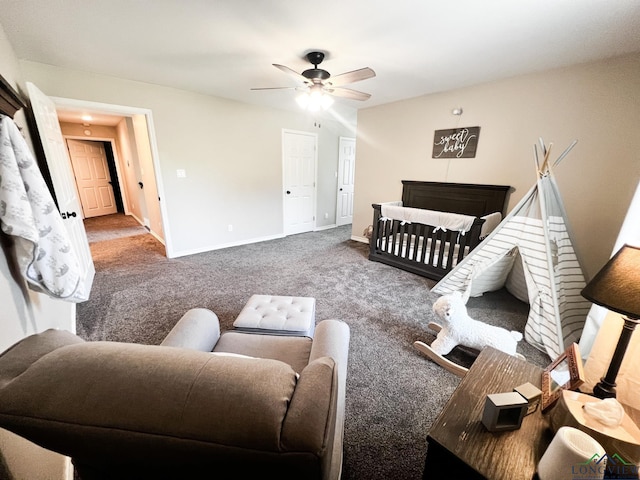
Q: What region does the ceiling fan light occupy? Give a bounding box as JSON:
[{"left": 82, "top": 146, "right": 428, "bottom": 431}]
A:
[
  {"left": 297, "top": 89, "right": 333, "bottom": 112},
  {"left": 296, "top": 92, "right": 310, "bottom": 109},
  {"left": 321, "top": 94, "right": 334, "bottom": 110}
]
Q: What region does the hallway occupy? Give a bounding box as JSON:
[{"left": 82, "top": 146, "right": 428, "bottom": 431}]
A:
[{"left": 83, "top": 213, "right": 149, "bottom": 243}]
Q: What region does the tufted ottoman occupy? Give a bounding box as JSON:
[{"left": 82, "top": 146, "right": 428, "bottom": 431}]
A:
[{"left": 233, "top": 294, "right": 316, "bottom": 337}]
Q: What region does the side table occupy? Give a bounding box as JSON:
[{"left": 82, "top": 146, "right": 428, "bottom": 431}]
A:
[{"left": 423, "top": 347, "right": 552, "bottom": 479}]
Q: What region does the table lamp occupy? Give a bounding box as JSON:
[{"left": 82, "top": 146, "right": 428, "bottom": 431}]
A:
[{"left": 581, "top": 244, "right": 640, "bottom": 399}]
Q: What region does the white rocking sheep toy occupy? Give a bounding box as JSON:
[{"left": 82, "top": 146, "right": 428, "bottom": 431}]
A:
[{"left": 414, "top": 291, "right": 525, "bottom": 376}]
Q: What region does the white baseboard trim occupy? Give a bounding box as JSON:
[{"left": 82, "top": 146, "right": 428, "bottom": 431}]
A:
[
  {"left": 148, "top": 229, "right": 166, "bottom": 245},
  {"left": 315, "top": 223, "right": 338, "bottom": 231},
  {"left": 166, "top": 224, "right": 351, "bottom": 259},
  {"left": 169, "top": 233, "right": 286, "bottom": 258},
  {"left": 351, "top": 235, "right": 369, "bottom": 244},
  {"left": 124, "top": 212, "right": 165, "bottom": 246}
]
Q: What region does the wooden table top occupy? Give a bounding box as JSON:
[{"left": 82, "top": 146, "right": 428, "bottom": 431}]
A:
[{"left": 427, "top": 347, "right": 552, "bottom": 480}]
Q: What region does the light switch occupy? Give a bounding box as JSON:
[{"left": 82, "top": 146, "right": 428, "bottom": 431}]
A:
[{"left": 176, "top": 169, "right": 186, "bottom": 178}]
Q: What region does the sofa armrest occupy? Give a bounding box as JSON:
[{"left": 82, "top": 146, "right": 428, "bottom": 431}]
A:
[
  {"left": 310, "top": 320, "right": 349, "bottom": 368},
  {"left": 160, "top": 308, "right": 220, "bottom": 351},
  {"left": 0, "top": 329, "right": 84, "bottom": 388},
  {"left": 309, "top": 319, "right": 350, "bottom": 480}
]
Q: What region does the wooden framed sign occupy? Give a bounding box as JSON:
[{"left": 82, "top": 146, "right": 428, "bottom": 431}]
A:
[{"left": 432, "top": 126, "right": 480, "bottom": 159}]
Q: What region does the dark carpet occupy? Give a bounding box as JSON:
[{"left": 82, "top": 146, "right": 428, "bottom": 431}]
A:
[{"left": 77, "top": 214, "right": 550, "bottom": 480}]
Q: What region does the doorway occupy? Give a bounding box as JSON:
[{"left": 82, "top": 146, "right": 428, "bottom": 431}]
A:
[{"left": 52, "top": 97, "right": 171, "bottom": 256}]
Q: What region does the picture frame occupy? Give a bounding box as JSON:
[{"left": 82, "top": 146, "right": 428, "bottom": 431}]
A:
[
  {"left": 0, "top": 73, "right": 27, "bottom": 118},
  {"left": 432, "top": 126, "right": 480, "bottom": 159},
  {"left": 540, "top": 343, "right": 585, "bottom": 412}
]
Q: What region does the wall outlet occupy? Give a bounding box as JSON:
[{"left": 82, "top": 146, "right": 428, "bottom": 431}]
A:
[
  {"left": 228, "top": 224, "right": 233, "bottom": 232},
  {"left": 324, "top": 213, "right": 329, "bottom": 219},
  {"left": 176, "top": 169, "right": 187, "bottom": 178}
]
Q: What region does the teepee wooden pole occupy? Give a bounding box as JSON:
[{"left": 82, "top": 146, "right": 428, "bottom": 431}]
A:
[
  {"left": 553, "top": 139, "right": 578, "bottom": 167},
  {"left": 534, "top": 144, "right": 541, "bottom": 171},
  {"left": 539, "top": 142, "right": 553, "bottom": 174}
]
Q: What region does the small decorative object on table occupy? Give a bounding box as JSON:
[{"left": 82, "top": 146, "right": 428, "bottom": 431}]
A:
[
  {"left": 540, "top": 342, "right": 585, "bottom": 412},
  {"left": 481, "top": 391, "right": 528, "bottom": 432},
  {"left": 514, "top": 381, "right": 543, "bottom": 415}
]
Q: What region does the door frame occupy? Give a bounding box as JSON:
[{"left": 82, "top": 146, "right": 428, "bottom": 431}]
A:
[
  {"left": 50, "top": 96, "right": 172, "bottom": 257},
  {"left": 64, "top": 136, "right": 128, "bottom": 218},
  {"left": 282, "top": 129, "right": 318, "bottom": 236}
]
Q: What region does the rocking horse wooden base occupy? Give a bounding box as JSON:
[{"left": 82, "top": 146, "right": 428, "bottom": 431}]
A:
[
  {"left": 413, "top": 341, "right": 470, "bottom": 377},
  {"left": 414, "top": 322, "right": 525, "bottom": 377},
  {"left": 413, "top": 322, "right": 480, "bottom": 377}
]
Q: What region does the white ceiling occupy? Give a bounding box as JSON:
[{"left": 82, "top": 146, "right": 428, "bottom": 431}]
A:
[{"left": 2, "top": 0, "right": 640, "bottom": 123}]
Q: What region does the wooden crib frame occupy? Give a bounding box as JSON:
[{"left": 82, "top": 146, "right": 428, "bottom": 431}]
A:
[{"left": 368, "top": 181, "right": 510, "bottom": 280}]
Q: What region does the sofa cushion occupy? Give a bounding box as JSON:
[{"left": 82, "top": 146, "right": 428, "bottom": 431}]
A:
[
  {"left": 214, "top": 331, "right": 313, "bottom": 373},
  {"left": 0, "top": 341, "right": 305, "bottom": 460}
]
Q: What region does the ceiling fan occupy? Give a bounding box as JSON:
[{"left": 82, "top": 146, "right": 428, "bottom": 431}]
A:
[{"left": 251, "top": 51, "right": 376, "bottom": 109}]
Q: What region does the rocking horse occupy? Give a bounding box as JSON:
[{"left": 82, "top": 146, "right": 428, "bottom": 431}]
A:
[{"left": 414, "top": 291, "right": 525, "bottom": 377}]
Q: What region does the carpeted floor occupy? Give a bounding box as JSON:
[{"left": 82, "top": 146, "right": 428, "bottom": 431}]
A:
[
  {"left": 83, "top": 213, "right": 149, "bottom": 243},
  {"left": 77, "top": 214, "right": 550, "bottom": 480}
]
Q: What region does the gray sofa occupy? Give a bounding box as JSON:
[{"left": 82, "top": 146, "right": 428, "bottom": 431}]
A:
[{"left": 0, "top": 308, "right": 350, "bottom": 480}]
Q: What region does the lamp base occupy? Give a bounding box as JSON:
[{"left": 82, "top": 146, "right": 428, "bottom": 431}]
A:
[
  {"left": 590, "top": 316, "right": 640, "bottom": 400},
  {"left": 592, "top": 380, "right": 616, "bottom": 399}
]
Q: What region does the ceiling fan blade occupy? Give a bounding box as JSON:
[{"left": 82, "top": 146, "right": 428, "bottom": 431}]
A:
[
  {"left": 326, "top": 87, "right": 371, "bottom": 101},
  {"left": 250, "top": 86, "right": 298, "bottom": 91},
  {"left": 326, "top": 67, "right": 376, "bottom": 87},
  {"left": 273, "top": 64, "right": 311, "bottom": 84}
]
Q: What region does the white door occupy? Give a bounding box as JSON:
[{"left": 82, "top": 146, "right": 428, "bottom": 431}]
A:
[
  {"left": 336, "top": 137, "right": 356, "bottom": 226},
  {"left": 67, "top": 139, "right": 117, "bottom": 218},
  {"left": 26, "top": 82, "right": 95, "bottom": 298},
  {"left": 283, "top": 130, "right": 317, "bottom": 235}
]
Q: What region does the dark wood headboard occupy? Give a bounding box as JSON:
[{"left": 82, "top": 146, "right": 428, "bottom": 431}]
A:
[
  {"left": 0, "top": 74, "right": 26, "bottom": 118},
  {"left": 401, "top": 180, "right": 511, "bottom": 217}
]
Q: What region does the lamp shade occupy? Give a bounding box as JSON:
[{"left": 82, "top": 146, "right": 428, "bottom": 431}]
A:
[{"left": 581, "top": 244, "right": 640, "bottom": 319}]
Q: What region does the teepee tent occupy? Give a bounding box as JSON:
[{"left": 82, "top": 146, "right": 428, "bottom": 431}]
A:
[{"left": 432, "top": 139, "right": 591, "bottom": 359}]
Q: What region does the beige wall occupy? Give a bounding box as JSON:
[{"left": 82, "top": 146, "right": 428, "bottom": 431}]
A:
[
  {"left": 20, "top": 61, "right": 355, "bottom": 257},
  {"left": 353, "top": 53, "right": 640, "bottom": 278},
  {"left": 0, "top": 23, "right": 72, "bottom": 480}
]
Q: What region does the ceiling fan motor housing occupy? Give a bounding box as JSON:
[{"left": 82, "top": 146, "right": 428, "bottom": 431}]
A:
[
  {"left": 302, "top": 68, "right": 330, "bottom": 81},
  {"left": 303, "top": 51, "right": 330, "bottom": 82}
]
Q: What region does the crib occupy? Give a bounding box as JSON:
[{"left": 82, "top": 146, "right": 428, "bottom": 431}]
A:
[{"left": 368, "top": 181, "right": 510, "bottom": 280}]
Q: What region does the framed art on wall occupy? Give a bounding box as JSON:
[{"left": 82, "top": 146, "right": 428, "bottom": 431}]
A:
[{"left": 432, "top": 126, "right": 480, "bottom": 159}]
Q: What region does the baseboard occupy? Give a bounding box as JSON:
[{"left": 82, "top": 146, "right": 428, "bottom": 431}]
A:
[
  {"left": 169, "top": 225, "right": 349, "bottom": 259},
  {"left": 148, "top": 229, "right": 166, "bottom": 245},
  {"left": 315, "top": 223, "right": 338, "bottom": 231},
  {"left": 169, "top": 233, "right": 286, "bottom": 258},
  {"left": 351, "top": 235, "right": 369, "bottom": 244}
]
